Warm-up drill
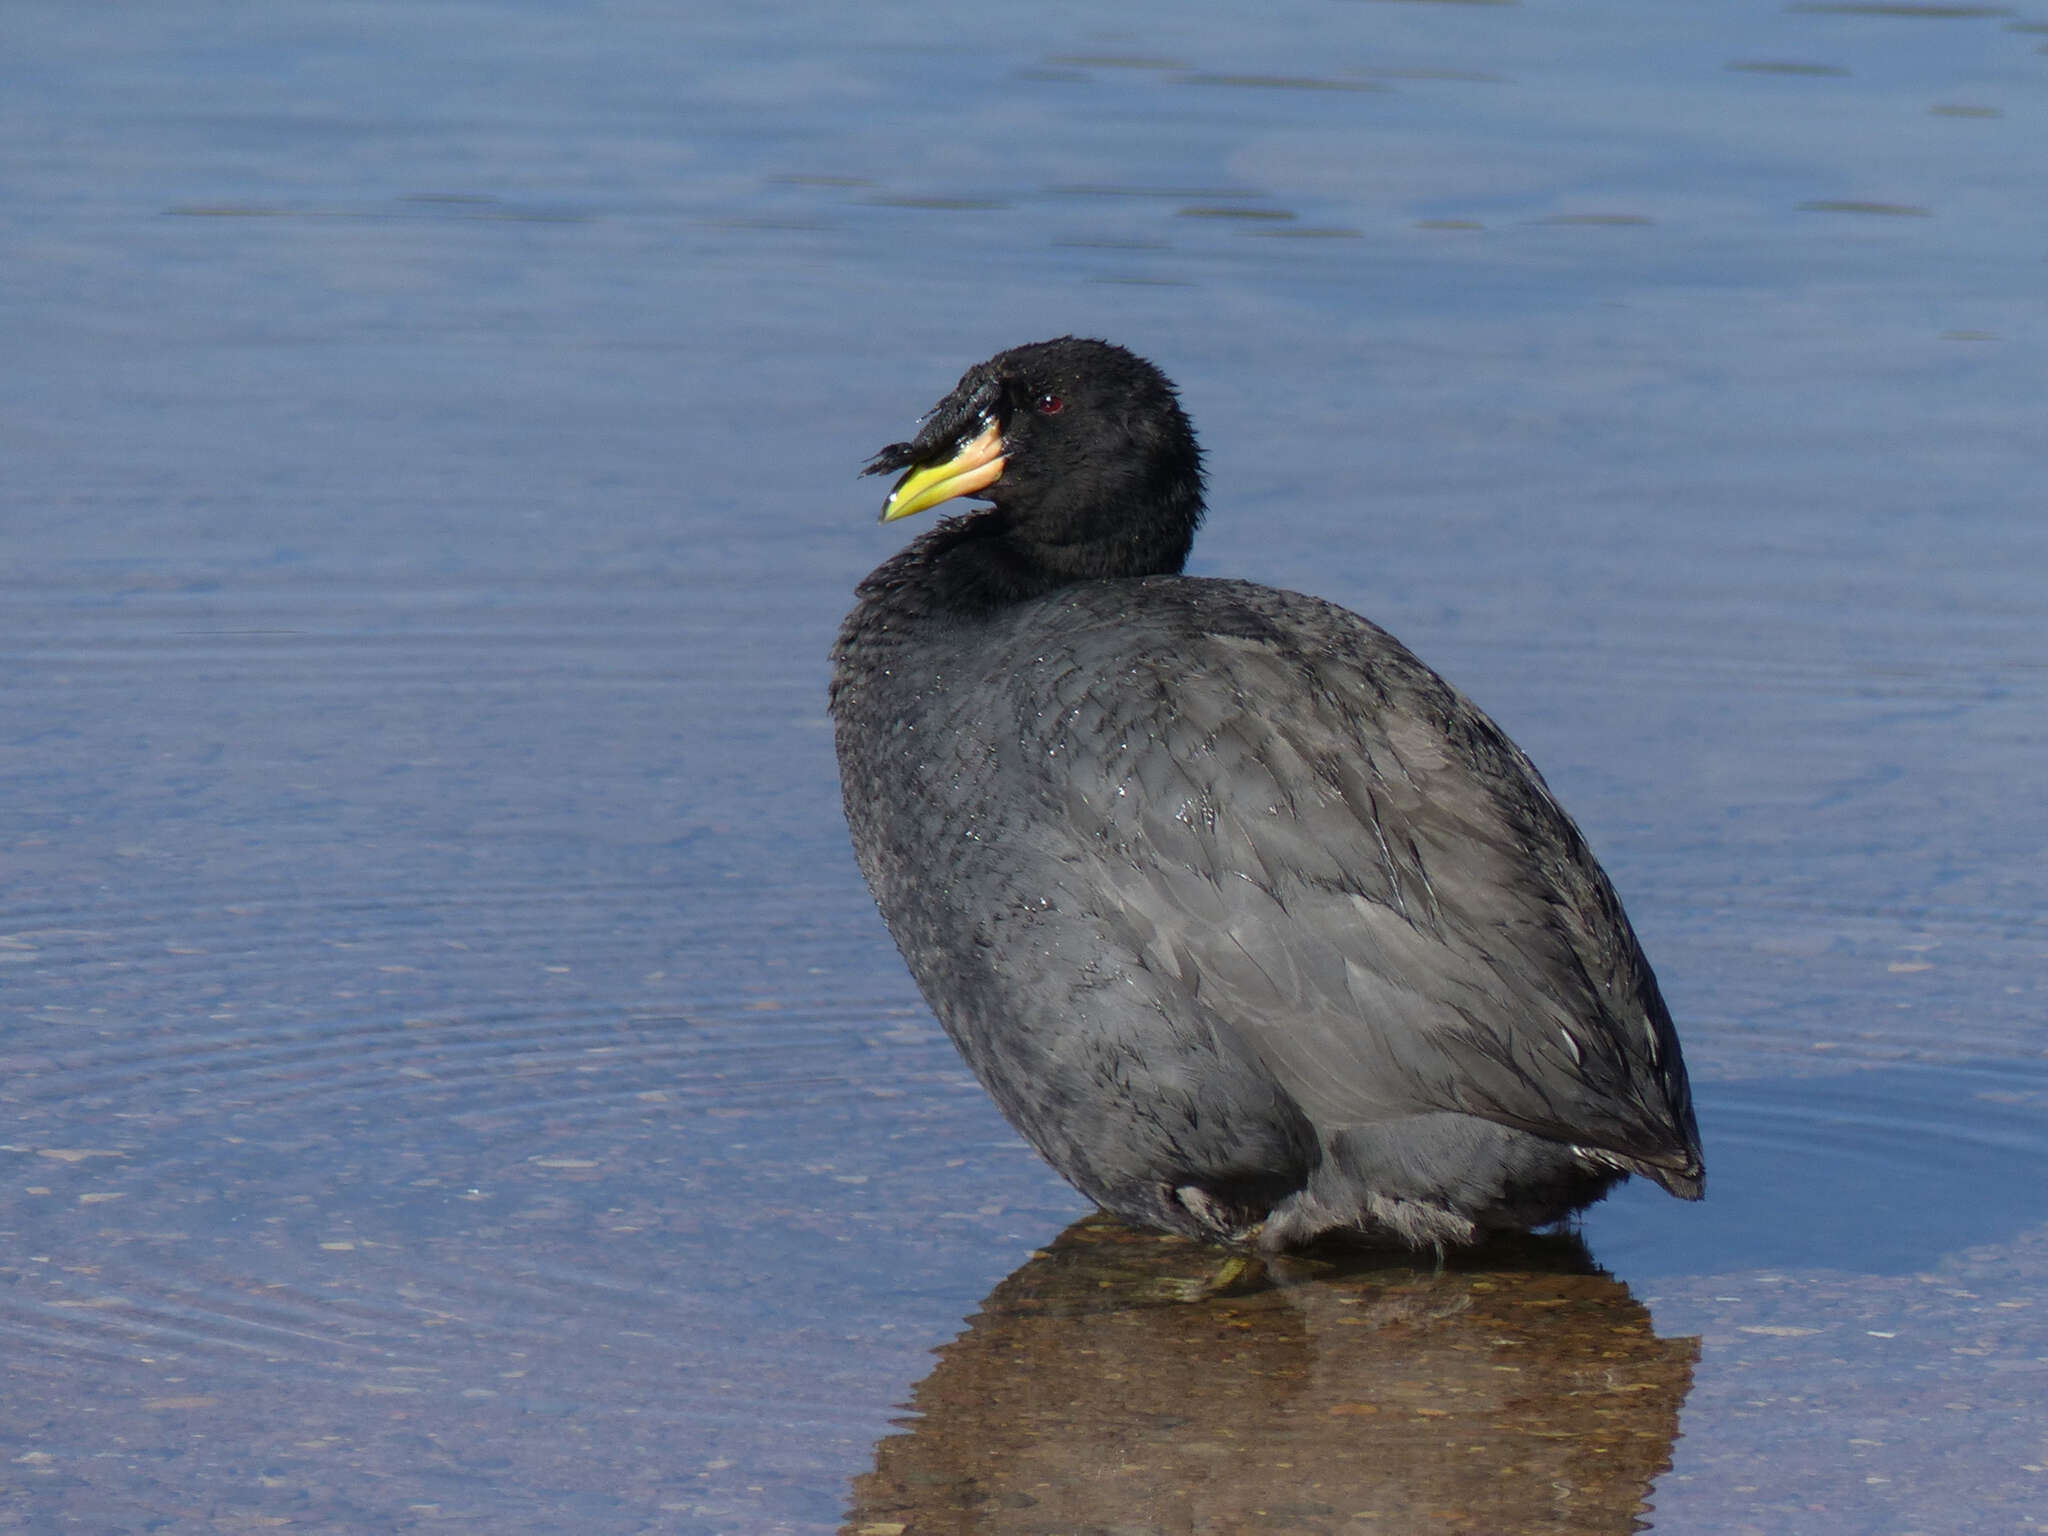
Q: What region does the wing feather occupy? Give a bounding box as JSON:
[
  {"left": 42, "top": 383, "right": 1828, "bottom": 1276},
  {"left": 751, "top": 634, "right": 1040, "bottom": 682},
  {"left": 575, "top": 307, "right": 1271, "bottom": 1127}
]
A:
[{"left": 1003, "top": 579, "right": 1695, "bottom": 1172}]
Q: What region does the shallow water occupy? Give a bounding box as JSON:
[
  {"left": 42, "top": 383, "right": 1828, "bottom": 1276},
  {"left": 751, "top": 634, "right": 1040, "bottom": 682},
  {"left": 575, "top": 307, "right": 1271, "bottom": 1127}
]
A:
[{"left": 5, "top": 0, "right": 2046, "bottom": 1531}]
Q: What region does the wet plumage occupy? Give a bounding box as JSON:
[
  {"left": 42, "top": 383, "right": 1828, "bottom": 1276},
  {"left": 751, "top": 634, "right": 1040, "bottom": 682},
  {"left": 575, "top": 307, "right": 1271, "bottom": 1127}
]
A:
[{"left": 830, "top": 337, "right": 1702, "bottom": 1250}]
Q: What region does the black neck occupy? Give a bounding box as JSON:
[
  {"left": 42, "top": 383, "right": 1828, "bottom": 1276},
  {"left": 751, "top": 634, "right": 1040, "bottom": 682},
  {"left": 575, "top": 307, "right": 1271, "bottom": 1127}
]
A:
[{"left": 895, "top": 493, "right": 1200, "bottom": 620}]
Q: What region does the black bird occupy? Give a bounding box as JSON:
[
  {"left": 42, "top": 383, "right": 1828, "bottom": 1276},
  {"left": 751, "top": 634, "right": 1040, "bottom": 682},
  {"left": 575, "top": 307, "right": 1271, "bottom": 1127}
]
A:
[{"left": 830, "top": 338, "right": 1703, "bottom": 1251}]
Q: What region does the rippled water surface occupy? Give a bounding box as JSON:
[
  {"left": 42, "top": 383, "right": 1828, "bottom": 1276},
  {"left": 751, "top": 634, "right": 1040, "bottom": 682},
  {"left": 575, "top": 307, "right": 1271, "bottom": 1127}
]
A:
[{"left": 6, "top": 1, "right": 2046, "bottom": 1531}]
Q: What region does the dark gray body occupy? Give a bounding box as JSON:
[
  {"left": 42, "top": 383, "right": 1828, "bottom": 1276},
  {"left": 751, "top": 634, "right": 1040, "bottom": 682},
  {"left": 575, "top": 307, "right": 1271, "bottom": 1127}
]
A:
[{"left": 832, "top": 526, "right": 1702, "bottom": 1249}]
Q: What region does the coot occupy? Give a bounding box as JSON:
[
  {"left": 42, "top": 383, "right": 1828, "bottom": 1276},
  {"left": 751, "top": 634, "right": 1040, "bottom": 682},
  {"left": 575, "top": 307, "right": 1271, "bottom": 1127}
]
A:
[{"left": 830, "top": 337, "right": 1702, "bottom": 1250}]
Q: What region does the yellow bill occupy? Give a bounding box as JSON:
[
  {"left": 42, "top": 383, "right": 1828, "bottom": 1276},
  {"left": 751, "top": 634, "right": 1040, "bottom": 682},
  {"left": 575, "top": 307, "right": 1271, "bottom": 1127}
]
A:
[{"left": 880, "top": 420, "right": 1006, "bottom": 522}]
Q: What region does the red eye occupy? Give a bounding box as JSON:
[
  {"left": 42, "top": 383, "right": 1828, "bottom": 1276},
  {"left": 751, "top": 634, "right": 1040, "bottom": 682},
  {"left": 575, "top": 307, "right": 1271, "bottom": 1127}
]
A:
[{"left": 1037, "top": 393, "right": 1064, "bottom": 415}]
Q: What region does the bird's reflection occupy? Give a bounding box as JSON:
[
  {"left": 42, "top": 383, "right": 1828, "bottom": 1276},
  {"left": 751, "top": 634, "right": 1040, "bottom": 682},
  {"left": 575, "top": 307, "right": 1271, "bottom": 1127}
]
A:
[{"left": 847, "top": 1215, "right": 1696, "bottom": 1535}]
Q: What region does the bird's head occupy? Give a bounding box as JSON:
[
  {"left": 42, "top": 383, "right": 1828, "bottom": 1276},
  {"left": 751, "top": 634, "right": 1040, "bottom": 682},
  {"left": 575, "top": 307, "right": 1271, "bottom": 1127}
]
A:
[{"left": 863, "top": 338, "right": 1205, "bottom": 578}]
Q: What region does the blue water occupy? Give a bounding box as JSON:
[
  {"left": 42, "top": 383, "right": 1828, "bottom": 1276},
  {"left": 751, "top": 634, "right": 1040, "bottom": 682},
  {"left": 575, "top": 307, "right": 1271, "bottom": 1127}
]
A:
[{"left": 5, "top": 2, "right": 2046, "bottom": 1531}]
